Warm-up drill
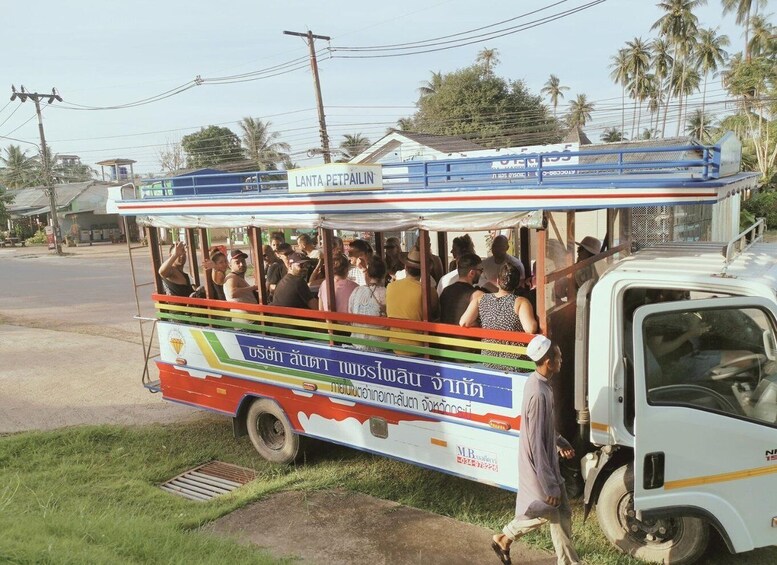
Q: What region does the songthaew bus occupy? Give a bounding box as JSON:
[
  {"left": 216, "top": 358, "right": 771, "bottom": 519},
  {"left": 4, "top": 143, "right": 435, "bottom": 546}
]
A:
[{"left": 114, "top": 132, "right": 777, "bottom": 564}]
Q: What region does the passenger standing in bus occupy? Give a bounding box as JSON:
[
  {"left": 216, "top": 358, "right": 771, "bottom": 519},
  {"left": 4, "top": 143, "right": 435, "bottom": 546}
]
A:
[
  {"left": 491, "top": 336, "right": 579, "bottom": 565},
  {"left": 479, "top": 235, "right": 523, "bottom": 293},
  {"left": 383, "top": 237, "right": 404, "bottom": 282},
  {"left": 296, "top": 233, "right": 320, "bottom": 260},
  {"left": 437, "top": 234, "right": 475, "bottom": 295},
  {"left": 439, "top": 253, "right": 483, "bottom": 326},
  {"left": 224, "top": 249, "right": 258, "bottom": 305},
  {"left": 267, "top": 242, "right": 292, "bottom": 295},
  {"left": 460, "top": 264, "right": 537, "bottom": 370},
  {"left": 272, "top": 253, "right": 317, "bottom": 310},
  {"left": 318, "top": 254, "right": 358, "bottom": 313},
  {"left": 347, "top": 239, "right": 373, "bottom": 286},
  {"left": 158, "top": 241, "right": 196, "bottom": 297},
  {"left": 349, "top": 256, "right": 388, "bottom": 351},
  {"left": 574, "top": 236, "right": 601, "bottom": 289},
  {"left": 386, "top": 247, "right": 439, "bottom": 355}
]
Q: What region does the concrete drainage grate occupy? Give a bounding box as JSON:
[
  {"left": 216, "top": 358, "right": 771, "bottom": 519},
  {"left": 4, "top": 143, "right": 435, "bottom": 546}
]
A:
[{"left": 160, "top": 461, "right": 257, "bottom": 502}]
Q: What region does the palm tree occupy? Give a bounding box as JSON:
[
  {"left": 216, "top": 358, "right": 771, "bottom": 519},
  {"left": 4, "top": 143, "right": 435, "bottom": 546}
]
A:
[
  {"left": 625, "top": 37, "right": 652, "bottom": 138},
  {"left": 650, "top": 37, "right": 674, "bottom": 135},
  {"left": 609, "top": 49, "right": 630, "bottom": 137},
  {"left": 720, "top": 0, "right": 767, "bottom": 59},
  {"left": 567, "top": 94, "right": 595, "bottom": 128},
  {"left": 0, "top": 145, "right": 38, "bottom": 189},
  {"left": 541, "top": 74, "right": 570, "bottom": 118},
  {"left": 685, "top": 109, "right": 718, "bottom": 141},
  {"left": 652, "top": 0, "right": 704, "bottom": 136},
  {"left": 695, "top": 27, "right": 729, "bottom": 135},
  {"left": 239, "top": 117, "right": 290, "bottom": 170},
  {"left": 671, "top": 65, "right": 702, "bottom": 130},
  {"left": 601, "top": 127, "right": 627, "bottom": 142},
  {"left": 337, "top": 134, "right": 371, "bottom": 162},
  {"left": 476, "top": 48, "right": 501, "bottom": 76},
  {"left": 396, "top": 117, "right": 414, "bottom": 131},
  {"left": 418, "top": 71, "right": 444, "bottom": 98},
  {"left": 747, "top": 14, "right": 776, "bottom": 58}
]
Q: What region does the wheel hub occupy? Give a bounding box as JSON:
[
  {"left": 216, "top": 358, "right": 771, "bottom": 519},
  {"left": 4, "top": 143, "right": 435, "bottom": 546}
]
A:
[
  {"left": 619, "top": 492, "right": 678, "bottom": 544},
  {"left": 257, "top": 414, "right": 286, "bottom": 450}
]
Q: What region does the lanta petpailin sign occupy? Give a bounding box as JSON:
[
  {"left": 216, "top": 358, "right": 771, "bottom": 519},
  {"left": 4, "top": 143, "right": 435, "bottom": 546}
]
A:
[{"left": 287, "top": 163, "right": 383, "bottom": 193}]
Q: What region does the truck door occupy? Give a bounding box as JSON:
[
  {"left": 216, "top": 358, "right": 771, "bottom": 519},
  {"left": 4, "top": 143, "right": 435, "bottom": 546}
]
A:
[{"left": 632, "top": 297, "right": 777, "bottom": 553}]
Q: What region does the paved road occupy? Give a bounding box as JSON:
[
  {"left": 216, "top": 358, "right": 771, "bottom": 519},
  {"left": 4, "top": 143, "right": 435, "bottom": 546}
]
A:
[{"left": 0, "top": 243, "right": 197, "bottom": 432}]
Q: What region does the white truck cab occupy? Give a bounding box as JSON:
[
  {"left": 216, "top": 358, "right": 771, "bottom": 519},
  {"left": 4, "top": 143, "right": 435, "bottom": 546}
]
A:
[{"left": 579, "top": 227, "right": 777, "bottom": 563}]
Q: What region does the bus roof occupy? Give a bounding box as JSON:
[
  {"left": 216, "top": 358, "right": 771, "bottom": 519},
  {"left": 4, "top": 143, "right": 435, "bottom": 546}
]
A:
[{"left": 115, "top": 134, "right": 759, "bottom": 231}]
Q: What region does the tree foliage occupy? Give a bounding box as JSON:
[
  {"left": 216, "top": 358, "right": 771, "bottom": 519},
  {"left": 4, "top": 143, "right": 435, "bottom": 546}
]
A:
[
  {"left": 0, "top": 185, "right": 14, "bottom": 225},
  {"left": 405, "top": 64, "right": 560, "bottom": 148},
  {"left": 181, "top": 126, "right": 243, "bottom": 169},
  {"left": 239, "top": 117, "right": 290, "bottom": 170},
  {"left": 158, "top": 140, "right": 186, "bottom": 174},
  {"left": 337, "top": 134, "right": 371, "bottom": 162},
  {"left": 0, "top": 145, "right": 38, "bottom": 188}
]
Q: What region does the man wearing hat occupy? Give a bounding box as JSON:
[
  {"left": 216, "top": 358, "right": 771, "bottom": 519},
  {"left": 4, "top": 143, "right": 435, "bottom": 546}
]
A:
[
  {"left": 491, "top": 335, "right": 580, "bottom": 565},
  {"left": 272, "top": 252, "right": 318, "bottom": 310},
  {"left": 574, "top": 235, "right": 602, "bottom": 289},
  {"left": 224, "top": 249, "right": 258, "bottom": 305},
  {"left": 385, "top": 246, "right": 439, "bottom": 355}
]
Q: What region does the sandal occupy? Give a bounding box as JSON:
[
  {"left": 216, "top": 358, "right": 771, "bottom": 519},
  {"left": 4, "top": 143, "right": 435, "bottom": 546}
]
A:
[{"left": 490, "top": 540, "right": 512, "bottom": 565}]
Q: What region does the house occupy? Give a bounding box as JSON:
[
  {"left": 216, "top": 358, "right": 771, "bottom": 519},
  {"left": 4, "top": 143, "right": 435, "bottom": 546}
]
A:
[
  {"left": 6, "top": 180, "right": 126, "bottom": 242},
  {"left": 350, "top": 130, "right": 487, "bottom": 164}
]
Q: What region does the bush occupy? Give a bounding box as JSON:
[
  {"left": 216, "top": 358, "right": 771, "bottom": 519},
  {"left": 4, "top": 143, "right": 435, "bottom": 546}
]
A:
[
  {"left": 742, "top": 190, "right": 777, "bottom": 230},
  {"left": 26, "top": 229, "right": 48, "bottom": 245}
]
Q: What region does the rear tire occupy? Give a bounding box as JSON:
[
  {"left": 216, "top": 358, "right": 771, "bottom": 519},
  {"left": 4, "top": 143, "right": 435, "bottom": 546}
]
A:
[
  {"left": 245, "top": 398, "right": 300, "bottom": 464},
  {"left": 596, "top": 465, "right": 709, "bottom": 564}
]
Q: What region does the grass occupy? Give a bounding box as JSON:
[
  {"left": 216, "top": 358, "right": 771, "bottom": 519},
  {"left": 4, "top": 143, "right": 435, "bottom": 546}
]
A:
[{"left": 1, "top": 417, "right": 775, "bottom": 564}]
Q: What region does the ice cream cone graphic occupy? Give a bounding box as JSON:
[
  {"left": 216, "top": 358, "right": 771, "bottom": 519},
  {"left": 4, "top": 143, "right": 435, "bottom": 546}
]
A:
[{"left": 169, "top": 331, "right": 185, "bottom": 354}]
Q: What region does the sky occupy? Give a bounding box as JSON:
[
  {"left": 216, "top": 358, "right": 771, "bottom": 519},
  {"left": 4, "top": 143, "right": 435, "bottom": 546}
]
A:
[{"left": 0, "top": 0, "right": 753, "bottom": 176}]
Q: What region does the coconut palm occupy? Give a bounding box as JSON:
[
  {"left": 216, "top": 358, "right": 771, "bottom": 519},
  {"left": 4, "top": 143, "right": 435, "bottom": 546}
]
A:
[
  {"left": 695, "top": 27, "right": 730, "bottom": 135},
  {"left": 0, "top": 145, "right": 38, "bottom": 189},
  {"left": 600, "top": 127, "right": 627, "bottom": 142},
  {"left": 337, "top": 134, "right": 371, "bottom": 162},
  {"left": 567, "top": 94, "right": 595, "bottom": 128},
  {"left": 418, "top": 71, "right": 444, "bottom": 98},
  {"left": 747, "top": 14, "right": 776, "bottom": 58},
  {"left": 650, "top": 37, "right": 674, "bottom": 135},
  {"left": 476, "top": 48, "right": 501, "bottom": 76},
  {"left": 721, "top": 0, "right": 767, "bottom": 59},
  {"left": 396, "top": 117, "right": 414, "bottom": 131},
  {"left": 652, "top": 0, "right": 704, "bottom": 136},
  {"left": 239, "top": 117, "right": 290, "bottom": 170},
  {"left": 541, "top": 74, "right": 570, "bottom": 118},
  {"left": 686, "top": 109, "right": 718, "bottom": 141},
  {"left": 625, "top": 37, "right": 652, "bottom": 138},
  {"left": 609, "top": 49, "right": 631, "bottom": 137},
  {"left": 671, "top": 65, "right": 702, "bottom": 130}
]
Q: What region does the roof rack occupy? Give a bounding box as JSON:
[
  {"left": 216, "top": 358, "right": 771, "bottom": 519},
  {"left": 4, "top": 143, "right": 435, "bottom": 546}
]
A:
[{"left": 721, "top": 218, "right": 766, "bottom": 274}]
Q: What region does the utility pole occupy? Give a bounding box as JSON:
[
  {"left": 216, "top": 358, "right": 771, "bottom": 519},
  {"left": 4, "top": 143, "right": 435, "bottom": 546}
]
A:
[
  {"left": 283, "top": 30, "right": 332, "bottom": 163},
  {"left": 10, "top": 85, "right": 64, "bottom": 254}
]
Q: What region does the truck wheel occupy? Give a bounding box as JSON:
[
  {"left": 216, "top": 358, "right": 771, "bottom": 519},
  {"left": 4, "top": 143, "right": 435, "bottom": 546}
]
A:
[
  {"left": 245, "top": 398, "right": 300, "bottom": 464},
  {"left": 596, "top": 465, "right": 708, "bottom": 564}
]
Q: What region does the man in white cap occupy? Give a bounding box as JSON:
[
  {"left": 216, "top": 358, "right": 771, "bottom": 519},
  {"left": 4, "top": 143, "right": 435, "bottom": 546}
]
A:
[
  {"left": 224, "top": 249, "right": 258, "bottom": 305},
  {"left": 574, "top": 235, "right": 602, "bottom": 289},
  {"left": 491, "top": 335, "right": 579, "bottom": 565}
]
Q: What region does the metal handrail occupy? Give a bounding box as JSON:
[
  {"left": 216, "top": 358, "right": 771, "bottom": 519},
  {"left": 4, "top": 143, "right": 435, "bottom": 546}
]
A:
[{"left": 721, "top": 218, "right": 767, "bottom": 272}]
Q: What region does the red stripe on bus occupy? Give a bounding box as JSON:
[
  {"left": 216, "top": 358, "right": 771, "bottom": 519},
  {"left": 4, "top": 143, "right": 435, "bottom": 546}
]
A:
[{"left": 120, "top": 191, "right": 715, "bottom": 210}]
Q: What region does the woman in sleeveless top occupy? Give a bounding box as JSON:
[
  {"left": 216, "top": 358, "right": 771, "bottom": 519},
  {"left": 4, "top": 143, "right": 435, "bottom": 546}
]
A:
[
  {"left": 460, "top": 263, "right": 537, "bottom": 370},
  {"left": 349, "top": 257, "right": 388, "bottom": 351}
]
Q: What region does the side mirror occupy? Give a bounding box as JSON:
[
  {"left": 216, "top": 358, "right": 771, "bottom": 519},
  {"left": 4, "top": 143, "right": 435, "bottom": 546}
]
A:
[{"left": 762, "top": 330, "right": 777, "bottom": 362}]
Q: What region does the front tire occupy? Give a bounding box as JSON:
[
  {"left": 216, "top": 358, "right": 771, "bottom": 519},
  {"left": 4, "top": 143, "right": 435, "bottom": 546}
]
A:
[
  {"left": 245, "top": 398, "right": 301, "bottom": 464},
  {"left": 596, "top": 465, "right": 709, "bottom": 564}
]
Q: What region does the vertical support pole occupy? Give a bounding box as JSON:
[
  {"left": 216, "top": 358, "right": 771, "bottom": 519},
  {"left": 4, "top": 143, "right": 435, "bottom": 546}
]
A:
[
  {"left": 605, "top": 209, "right": 616, "bottom": 250},
  {"left": 147, "top": 227, "right": 164, "bottom": 295},
  {"left": 419, "top": 229, "right": 431, "bottom": 323},
  {"left": 321, "top": 228, "right": 336, "bottom": 313},
  {"left": 197, "top": 228, "right": 214, "bottom": 299},
  {"left": 519, "top": 227, "right": 531, "bottom": 280},
  {"left": 249, "top": 227, "right": 268, "bottom": 305},
  {"left": 184, "top": 228, "right": 200, "bottom": 288},
  {"left": 536, "top": 228, "right": 547, "bottom": 335},
  {"left": 566, "top": 212, "right": 576, "bottom": 302},
  {"left": 374, "top": 232, "right": 384, "bottom": 258},
  {"left": 436, "top": 231, "right": 448, "bottom": 273}
]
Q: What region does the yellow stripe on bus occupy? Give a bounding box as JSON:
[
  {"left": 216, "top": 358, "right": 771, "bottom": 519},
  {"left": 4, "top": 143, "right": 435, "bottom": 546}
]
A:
[
  {"left": 156, "top": 303, "right": 528, "bottom": 355},
  {"left": 189, "top": 330, "right": 305, "bottom": 388},
  {"left": 590, "top": 422, "right": 609, "bottom": 432},
  {"left": 664, "top": 463, "right": 777, "bottom": 490}
]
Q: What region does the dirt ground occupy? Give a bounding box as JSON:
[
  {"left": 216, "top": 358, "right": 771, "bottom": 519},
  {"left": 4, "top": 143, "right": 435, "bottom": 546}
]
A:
[{"left": 205, "top": 489, "right": 555, "bottom": 565}]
